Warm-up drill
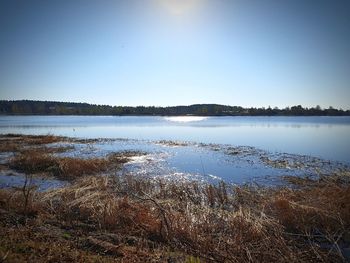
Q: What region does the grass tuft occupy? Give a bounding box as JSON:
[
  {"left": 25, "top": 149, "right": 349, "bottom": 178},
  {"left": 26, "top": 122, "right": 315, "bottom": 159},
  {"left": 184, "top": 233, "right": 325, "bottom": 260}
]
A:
[{"left": 8, "top": 149, "right": 133, "bottom": 180}]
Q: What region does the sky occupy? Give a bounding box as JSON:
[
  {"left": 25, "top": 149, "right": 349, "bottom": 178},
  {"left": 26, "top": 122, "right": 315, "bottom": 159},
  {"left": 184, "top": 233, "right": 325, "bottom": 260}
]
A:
[{"left": 0, "top": 0, "right": 350, "bottom": 109}]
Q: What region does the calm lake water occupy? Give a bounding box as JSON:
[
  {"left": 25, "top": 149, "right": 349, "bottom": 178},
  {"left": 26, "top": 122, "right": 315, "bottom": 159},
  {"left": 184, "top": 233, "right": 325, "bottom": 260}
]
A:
[
  {"left": 1, "top": 115, "right": 350, "bottom": 186},
  {"left": 1, "top": 115, "right": 349, "bottom": 163}
]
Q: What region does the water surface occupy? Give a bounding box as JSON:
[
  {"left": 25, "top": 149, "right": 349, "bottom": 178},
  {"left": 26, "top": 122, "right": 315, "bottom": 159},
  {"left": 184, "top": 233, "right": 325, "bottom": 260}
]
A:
[{"left": 1, "top": 115, "right": 349, "bottom": 163}]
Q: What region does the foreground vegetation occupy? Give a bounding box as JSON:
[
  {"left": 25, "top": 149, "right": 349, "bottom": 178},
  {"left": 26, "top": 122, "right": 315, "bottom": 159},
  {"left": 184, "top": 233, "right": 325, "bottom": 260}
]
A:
[
  {"left": 0, "top": 135, "right": 349, "bottom": 262},
  {"left": 1, "top": 100, "right": 349, "bottom": 116},
  {"left": 1, "top": 174, "right": 349, "bottom": 262}
]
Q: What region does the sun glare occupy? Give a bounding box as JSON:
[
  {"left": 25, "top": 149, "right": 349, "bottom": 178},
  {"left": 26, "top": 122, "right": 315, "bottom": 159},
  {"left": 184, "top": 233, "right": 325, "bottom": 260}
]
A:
[{"left": 156, "top": 0, "right": 200, "bottom": 15}]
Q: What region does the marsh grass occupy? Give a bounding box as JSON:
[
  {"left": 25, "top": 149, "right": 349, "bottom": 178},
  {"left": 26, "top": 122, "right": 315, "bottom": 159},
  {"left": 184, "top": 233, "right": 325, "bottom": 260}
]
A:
[
  {"left": 1, "top": 172, "right": 349, "bottom": 262},
  {"left": 8, "top": 148, "right": 134, "bottom": 180},
  {"left": 1, "top": 134, "right": 141, "bottom": 180},
  {"left": 0, "top": 134, "right": 64, "bottom": 147},
  {"left": 0, "top": 134, "right": 69, "bottom": 156}
]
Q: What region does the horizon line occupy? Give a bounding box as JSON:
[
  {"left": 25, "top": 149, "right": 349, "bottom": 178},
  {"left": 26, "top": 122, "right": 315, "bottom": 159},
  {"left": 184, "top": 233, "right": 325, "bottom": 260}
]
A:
[{"left": 1, "top": 99, "right": 349, "bottom": 111}]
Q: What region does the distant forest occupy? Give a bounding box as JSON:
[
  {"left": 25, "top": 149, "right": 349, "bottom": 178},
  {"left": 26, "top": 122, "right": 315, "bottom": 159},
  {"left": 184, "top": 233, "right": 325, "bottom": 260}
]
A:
[{"left": 1, "top": 100, "right": 349, "bottom": 116}]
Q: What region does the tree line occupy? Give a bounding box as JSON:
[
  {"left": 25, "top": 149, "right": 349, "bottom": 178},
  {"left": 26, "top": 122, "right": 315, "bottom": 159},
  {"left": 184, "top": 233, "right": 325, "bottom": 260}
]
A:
[{"left": 0, "top": 100, "right": 349, "bottom": 116}]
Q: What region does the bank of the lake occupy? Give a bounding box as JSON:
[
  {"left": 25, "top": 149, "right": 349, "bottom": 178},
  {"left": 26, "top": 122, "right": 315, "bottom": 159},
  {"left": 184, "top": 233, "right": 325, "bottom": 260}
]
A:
[{"left": 0, "top": 134, "right": 349, "bottom": 262}]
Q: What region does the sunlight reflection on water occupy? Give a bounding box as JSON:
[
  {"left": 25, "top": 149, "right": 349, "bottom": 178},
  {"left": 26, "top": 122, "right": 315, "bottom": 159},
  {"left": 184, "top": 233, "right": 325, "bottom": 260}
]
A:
[{"left": 164, "top": 116, "right": 208, "bottom": 122}]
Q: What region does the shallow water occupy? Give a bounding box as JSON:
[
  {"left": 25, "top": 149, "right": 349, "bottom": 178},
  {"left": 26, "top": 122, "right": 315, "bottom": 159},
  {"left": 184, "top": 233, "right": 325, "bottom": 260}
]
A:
[
  {"left": 0, "top": 116, "right": 349, "bottom": 187},
  {"left": 1, "top": 115, "right": 349, "bottom": 163},
  {"left": 45, "top": 138, "right": 347, "bottom": 185},
  {"left": 0, "top": 171, "right": 67, "bottom": 191}
]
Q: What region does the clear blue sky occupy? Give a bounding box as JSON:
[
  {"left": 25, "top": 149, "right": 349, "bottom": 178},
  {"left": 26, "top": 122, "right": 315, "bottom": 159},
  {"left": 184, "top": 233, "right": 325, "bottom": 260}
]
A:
[{"left": 1, "top": 0, "right": 350, "bottom": 109}]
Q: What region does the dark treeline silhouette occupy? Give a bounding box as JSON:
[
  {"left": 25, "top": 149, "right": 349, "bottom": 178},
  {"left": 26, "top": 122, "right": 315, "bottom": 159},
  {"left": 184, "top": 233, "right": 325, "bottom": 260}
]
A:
[{"left": 0, "top": 100, "right": 349, "bottom": 116}]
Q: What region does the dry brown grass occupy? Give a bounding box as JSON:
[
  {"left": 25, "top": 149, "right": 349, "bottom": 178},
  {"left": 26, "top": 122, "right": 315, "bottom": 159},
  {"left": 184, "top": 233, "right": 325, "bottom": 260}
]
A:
[
  {"left": 0, "top": 183, "right": 187, "bottom": 262},
  {"left": 1, "top": 134, "right": 140, "bottom": 180},
  {"left": 0, "top": 173, "right": 349, "bottom": 262},
  {"left": 0, "top": 141, "right": 20, "bottom": 152},
  {"left": 9, "top": 150, "right": 58, "bottom": 174},
  {"left": 0, "top": 134, "right": 65, "bottom": 150},
  {"left": 8, "top": 149, "right": 132, "bottom": 180},
  {"left": 11, "top": 174, "right": 339, "bottom": 262},
  {"left": 0, "top": 220, "right": 122, "bottom": 263},
  {"left": 0, "top": 134, "right": 70, "bottom": 156}
]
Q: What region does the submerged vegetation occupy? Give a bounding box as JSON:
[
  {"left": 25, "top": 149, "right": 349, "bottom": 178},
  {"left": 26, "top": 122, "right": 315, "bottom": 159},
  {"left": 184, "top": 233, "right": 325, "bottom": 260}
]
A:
[
  {"left": 0, "top": 135, "right": 349, "bottom": 262},
  {"left": 1, "top": 100, "right": 350, "bottom": 116}
]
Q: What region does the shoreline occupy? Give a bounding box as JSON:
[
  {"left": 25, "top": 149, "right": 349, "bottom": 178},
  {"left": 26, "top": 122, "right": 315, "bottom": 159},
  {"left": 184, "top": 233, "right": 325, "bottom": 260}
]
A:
[{"left": 0, "top": 134, "right": 349, "bottom": 262}]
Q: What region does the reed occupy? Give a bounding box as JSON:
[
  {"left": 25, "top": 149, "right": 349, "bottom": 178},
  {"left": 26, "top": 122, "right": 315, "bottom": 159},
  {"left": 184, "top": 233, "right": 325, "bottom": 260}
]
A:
[
  {"left": 8, "top": 149, "right": 133, "bottom": 180},
  {"left": 2, "top": 172, "right": 348, "bottom": 262}
]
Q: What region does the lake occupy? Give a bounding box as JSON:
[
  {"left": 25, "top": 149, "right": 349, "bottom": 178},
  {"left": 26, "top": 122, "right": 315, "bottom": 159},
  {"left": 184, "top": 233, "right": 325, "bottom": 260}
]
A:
[
  {"left": 0, "top": 115, "right": 349, "bottom": 185},
  {"left": 1, "top": 115, "right": 349, "bottom": 162}
]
